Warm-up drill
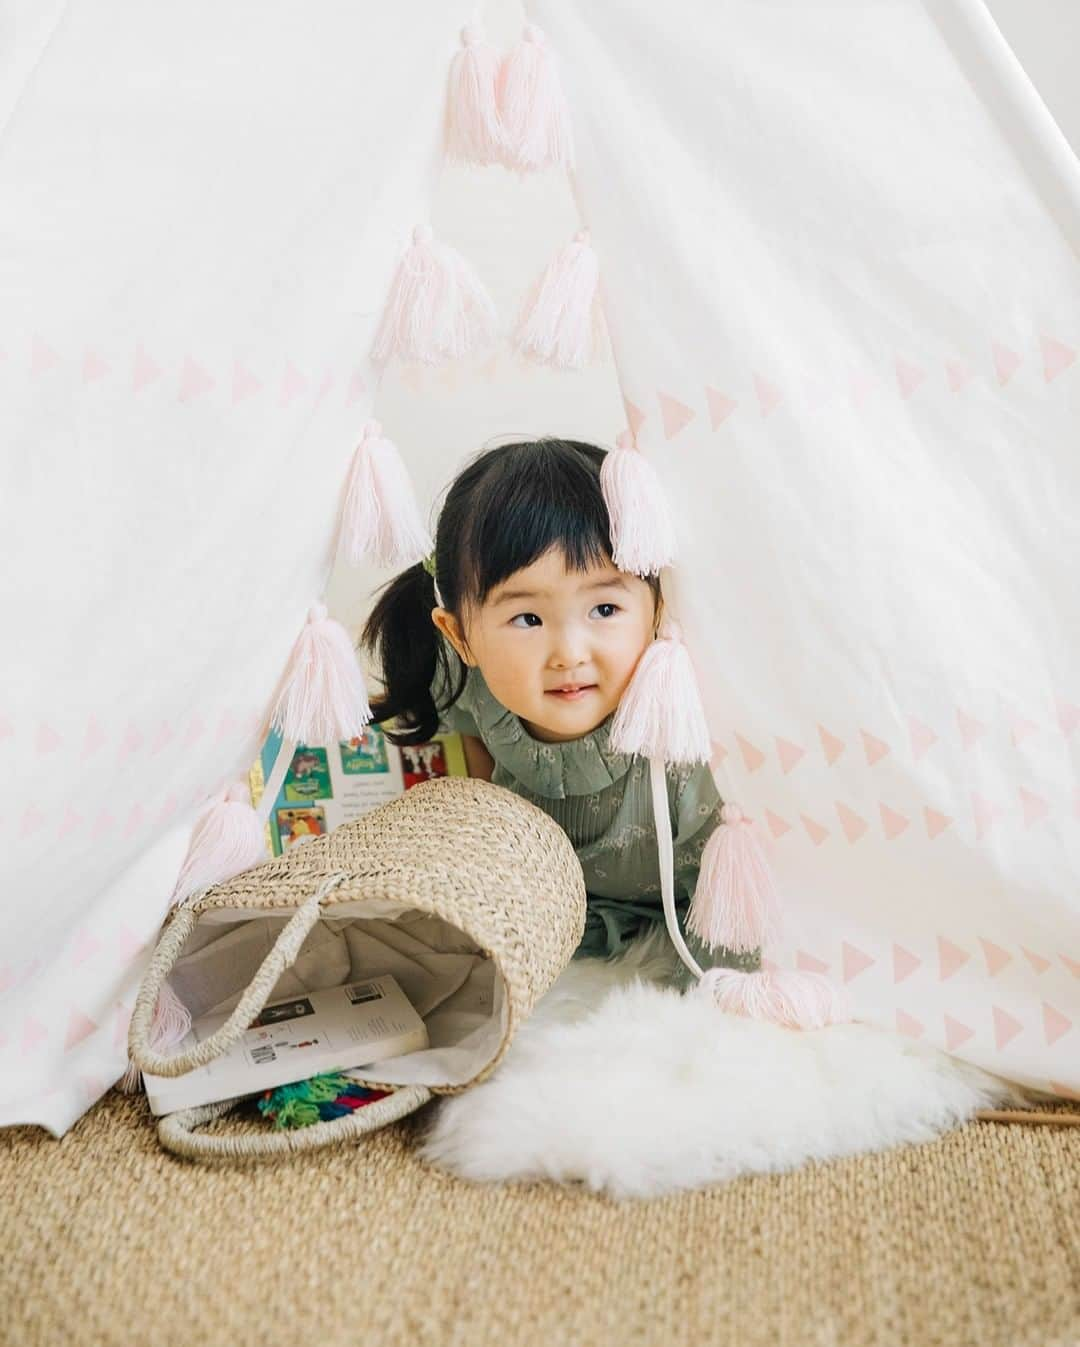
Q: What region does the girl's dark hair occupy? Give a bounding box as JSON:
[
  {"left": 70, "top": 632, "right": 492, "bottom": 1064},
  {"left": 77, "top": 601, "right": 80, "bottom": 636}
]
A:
[{"left": 360, "top": 436, "right": 663, "bottom": 746}]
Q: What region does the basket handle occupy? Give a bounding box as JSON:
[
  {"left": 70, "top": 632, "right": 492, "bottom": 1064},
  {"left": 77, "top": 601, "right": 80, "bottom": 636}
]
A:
[
  {"left": 157, "top": 1083, "right": 433, "bottom": 1161},
  {"left": 129, "top": 872, "right": 348, "bottom": 1078}
]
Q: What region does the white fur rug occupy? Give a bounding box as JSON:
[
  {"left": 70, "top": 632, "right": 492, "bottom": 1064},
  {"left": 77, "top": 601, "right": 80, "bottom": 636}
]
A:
[{"left": 418, "top": 928, "right": 1020, "bottom": 1200}]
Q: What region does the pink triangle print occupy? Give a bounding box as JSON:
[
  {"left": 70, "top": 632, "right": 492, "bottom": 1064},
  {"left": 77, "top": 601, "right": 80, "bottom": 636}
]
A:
[
  {"left": 36, "top": 723, "right": 61, "bottom": 754},
  {"left": 894, "top": 357, "right": 926, "bottom": 400},
  {"left": 979, "top": 938, "right": 1012, "bottom": 977},
  {"left": 1040, "top": 334, "right": 1076, "bottom": 383},
  {"left": 992, "top": 1006, "right": 1023, "bottom": 1051},
  {"left": 944, "top": 1014, "right": 975, "bottom": 1051},
  {"left": 624, "top": 398, "right": 646, "bottom": 439},
  {"left": 753, "top": 372, "right": 782, "bottom": 418},
  {"left": 992, "top": 341, "right": 1021, "bottom": 386},
  {"left": 117, "top": 721, "right": 143, "bottom": 764},
  {"left": 764, "top": 809, "right": 791, "bottom": 839},
  {"left": 150, "top": 721, "right": 174, "bottom": 755},
  {"left": 908, "top": 716, "right": 938, "bottom": 760},
  {"left": 800, "top": 814, "right": 829, "bottom": 846},
  {"left": 972, "top": 792, "right": 1003, "bottom": 841},
  {"left": 879, "top": 803, "right": 909, "bottom": 840},
  {"left": 1043, "top": 1003, "right": 1072, "bottom": 1046},
  {"left": 657, "top": 391, "right": 695, "bottom": 440},
  {"left": 57, "top": 804, "right": 83, "bottom": 839},
  {"left": 232, "top": 360, "right": 263, "bottom": 402},
  {"left": 735, "top": 735, "right": 766, "bottom": 772},
  {"left": 1021, "top": 947, "right": 1051, "bottom": 974},
  {"left": 896, "top": 1009, "right": 925, "bottom": 1039},
  {"left": 705, "top": 386, "right": 737, "bottom": 429},
  {"left": 1019, "top": 786, "right": 1049, "bottom": 828},
  {"left": 1056, "top": 701, "right": 1080, "bottom": 738},
  {"left": 938, "top": 936, "right": 971, "bottom": 981},
  {"left": 841, "top": 942, "right": 875, "bottom": 982},
  {"left": 179, "top": 356, "right": 215, "bottom": 402},
  {"left": 893, "top": 944, "right": 921, "bottom": 983},
  {"left": 280, "top": 360, "right": 309, "bottom": 406},
  {"left": 945, "top": 359, "right": 974, "bottom": 392},
  {"left": 71, "top": 930, "right": 102, "bottom": 967},
  {"left": 83, "top": 348, "right": 110, "bottom": 383},
  {"left": 775, "top": 737, "right": 805, "bottom": 774},
  {"left": 817, "top": 724, "right": 844, "bottom": 765},
  {"left": 32, "top": 334, "right": 60, "bottom": 375},
  {"left": 861, "top": 730, "right": 889, "bottom": 766},
  {"left": 64, "top": 1010, "right": 98, "bottom": 1051},
  {"left": 956, "top": 708, "right": 986, "bottom": 749},
  {"left": 796, "top": 950, "right": 830, "bottom": 974},
  {"left": 82, "top": 715, "right": 106, "bottom": 758},
  {"left": 20, "top": 805, "right": 45, "bottom": 833},
  {"left": 835, "top": 801, "right": 868, "bottom": 843},
  {"left": 1010, "top": 715, "right": 1038, "bottom": 746},
  {"left": 1061, "top": 955, "right": 1080, "bottom": 979},
  {"left": 133, "top": 342, "right": 162, "bottom": 392}
]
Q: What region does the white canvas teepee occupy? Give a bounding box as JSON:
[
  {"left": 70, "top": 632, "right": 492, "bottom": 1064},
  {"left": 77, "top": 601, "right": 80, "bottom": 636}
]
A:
[
  {"left": 1, "top": 0, "right": 1077, "bottom": 1135},
  {"left": 530, "top": 0, "right": 1080, "bottom": 1093}
]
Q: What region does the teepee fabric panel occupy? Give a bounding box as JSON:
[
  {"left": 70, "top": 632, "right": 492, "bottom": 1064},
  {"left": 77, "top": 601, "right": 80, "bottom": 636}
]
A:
[
  {"left": 0, "top": 3, "right": 467, "bottom": 1134},
  {"left": 532, "top": 0, "right": 1080, "bottom": 1093}
]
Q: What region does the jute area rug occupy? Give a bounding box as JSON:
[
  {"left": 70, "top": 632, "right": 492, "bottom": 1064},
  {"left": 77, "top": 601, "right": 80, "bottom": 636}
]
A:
[{"left": 2, "top": 1090, "right": 1078, "bottom": 1347}]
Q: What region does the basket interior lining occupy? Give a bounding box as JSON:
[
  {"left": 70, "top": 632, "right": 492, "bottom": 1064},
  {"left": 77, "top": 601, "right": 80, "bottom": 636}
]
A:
[{"left": 166, "top": 901, "right": 507, "bottom": 1089}]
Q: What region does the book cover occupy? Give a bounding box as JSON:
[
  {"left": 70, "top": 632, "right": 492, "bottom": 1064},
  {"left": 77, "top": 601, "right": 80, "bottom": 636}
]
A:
[
  {"left": 249, "top": 721, "right": 467, "bottom": 857},
  {"left": 143, "top": 974, "right": 428, "bottom": 1117}
]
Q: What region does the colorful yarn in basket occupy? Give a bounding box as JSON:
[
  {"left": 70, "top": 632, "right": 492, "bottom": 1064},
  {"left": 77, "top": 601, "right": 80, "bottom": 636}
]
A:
[{"left": 256, "top": 1073, "right": 391, "bottom": 1129}]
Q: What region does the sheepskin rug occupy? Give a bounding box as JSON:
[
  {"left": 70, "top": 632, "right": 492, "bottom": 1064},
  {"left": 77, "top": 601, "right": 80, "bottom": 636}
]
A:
[{"left": 417, "top": 927, "right": 1020, "bottom": 1200}]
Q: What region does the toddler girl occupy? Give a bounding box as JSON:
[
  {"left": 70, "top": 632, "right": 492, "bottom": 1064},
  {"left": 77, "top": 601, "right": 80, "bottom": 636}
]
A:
[{"left": 361, "top": 436, "right": 758, "bottom": 975}]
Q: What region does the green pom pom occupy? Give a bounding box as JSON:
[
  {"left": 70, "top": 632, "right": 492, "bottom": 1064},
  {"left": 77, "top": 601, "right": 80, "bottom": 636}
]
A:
[{"left": 257, "top": 1072, "right": 359, "bottom": 1129}]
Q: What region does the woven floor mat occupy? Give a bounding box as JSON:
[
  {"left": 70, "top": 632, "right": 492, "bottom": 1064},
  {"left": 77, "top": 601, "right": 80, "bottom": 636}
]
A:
[{"left": 2, "top": 1090, "right": 1078, "bottom": 1347}]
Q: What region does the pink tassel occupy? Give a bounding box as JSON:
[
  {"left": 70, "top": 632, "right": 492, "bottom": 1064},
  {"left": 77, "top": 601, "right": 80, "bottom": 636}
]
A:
[
  {"left": 340, "top": 420, "right": 432, "bottom": 568},
  {"left": 609, "top": 619, "right": 711, "bottom": 764},
  {"left": 170, "top": 782, "right": 268, "bottom": 906},
  {"left": 695, "top": 967, "right": 851, "bottom": 1030},
  {"left": 118, "top": 981, "right": 192, "bottom": 1093},
  {"left": 497, "top": 24, "right": 574, "bottom": 173},
  {"left": 513, "top": 229, "right": 605, "bottom": 369},
  {"left": 687, "top": 804, "right": 781, "bottom": 953},
  {"left": 445, "top": 25, "right": 504, "bottom": 165},
  {"left": 600, "top": 430, "right": 677, "bottom": 576},
  {"left": 270, "top": 602, "right": 372, "bottom": 744},
  {"left": 370, "top": 225, "right": 497, "bottom": 368}
]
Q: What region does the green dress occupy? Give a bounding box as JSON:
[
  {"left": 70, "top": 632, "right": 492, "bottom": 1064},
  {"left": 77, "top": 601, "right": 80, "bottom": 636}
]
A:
[{"left": 433, "top": 662, "right": 760, "bottom": 976}]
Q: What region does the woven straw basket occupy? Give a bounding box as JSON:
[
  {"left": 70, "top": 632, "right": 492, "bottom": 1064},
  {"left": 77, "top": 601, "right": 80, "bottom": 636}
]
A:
[{"left": 129, "top": 776, "right": 587, "bottom": 1161}]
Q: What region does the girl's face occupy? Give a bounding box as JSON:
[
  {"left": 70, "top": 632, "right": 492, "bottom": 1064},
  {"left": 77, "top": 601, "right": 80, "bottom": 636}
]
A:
[{"left": 432, "top": 548, "right": 660, "bottom": 743}]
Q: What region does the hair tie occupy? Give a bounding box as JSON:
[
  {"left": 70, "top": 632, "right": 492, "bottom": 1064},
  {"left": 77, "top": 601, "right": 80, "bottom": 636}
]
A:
[{"left": 421, "top": 551, "right": 445, "bottom": 607}]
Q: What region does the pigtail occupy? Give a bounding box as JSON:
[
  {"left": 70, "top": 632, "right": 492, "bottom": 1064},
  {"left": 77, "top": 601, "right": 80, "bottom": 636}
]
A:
[{"left": 360, "top": 562, "right": 466, "bottom": 747}]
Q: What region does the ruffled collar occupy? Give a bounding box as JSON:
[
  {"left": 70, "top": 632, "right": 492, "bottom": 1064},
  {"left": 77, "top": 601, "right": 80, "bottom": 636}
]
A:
[{"left": 465, "top": 666, "right": 635, "bottom": 800}]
